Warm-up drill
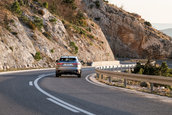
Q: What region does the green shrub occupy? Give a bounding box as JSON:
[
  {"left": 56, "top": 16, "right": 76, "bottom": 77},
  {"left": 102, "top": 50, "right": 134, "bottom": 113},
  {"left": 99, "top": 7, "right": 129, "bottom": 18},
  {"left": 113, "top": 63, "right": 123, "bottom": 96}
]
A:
[
  {"left": 34, "top": 52, "right": 42, "bottom": 61},
  {"left": 75, "top": 19, "right": 87, "bottom": 27},
  {"left": 33, "top": 16, "right": 43, "bottom": 30},
  {"left": 49, "top": 18, "right": 57, "bottom": 23},
  {"left": 10, "top": 19, "right": 15, "bottom": 23},
  {"left": 19, "top": 15, "right": 36, "bottom": 30},
  {"left": 50, "top": 49, "right": 54, "bottom": 53},
  {"left": 133, "top": 62, "right": 144, "bottom": 73},
  {"left": 74, "top": 11, "right": 87, "bottom": 26},
  {"left": 133, "top": 61, "right": 171, "bottom": 77},
  {"left": 144, "top": 21, "right": 152, "bottom": 27},
  {"left": 76, "top": 11, "right": 85, "bottom": 20},
  {"left": 71, "top": 4, "right": 77, "bottom": 10},
  {"left": 43, "top": 2, "right": 48, "bottom": 8},
  {"left": 87, "top": 34, "right": 94, "bottom": 39},
  {"left": 18, "top": 0, "right": 24, "bottom": 6},
  {"left": 138, "top": 68, "right": 144, "bottom": 74},
  {"left": 70, "top": 42, "right": 78, "bottom": 54},
  {"left": 86, "top": 27, "right": 91, "bottom": 32},
  {"left": 73, "top": 26, "right": 86, "bottom": 35},
  {"left": 11, "top": 1, "right": 22, "bottom": 15},
  {"left": 62, "top": 0, "right": 77, "bottom": 10},
  {"left": 160, "top": 62, "right": 169, "bottom": 76}
]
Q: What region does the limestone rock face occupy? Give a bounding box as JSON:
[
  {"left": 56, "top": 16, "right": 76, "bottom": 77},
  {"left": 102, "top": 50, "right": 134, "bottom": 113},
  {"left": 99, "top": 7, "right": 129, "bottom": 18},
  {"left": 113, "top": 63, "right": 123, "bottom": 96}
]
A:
[
  {"left": 0, "top": 0, "right": 114, "bottom": 70},
  {"left": 82, "top": 0, "right": 172, "bottom": 58}
]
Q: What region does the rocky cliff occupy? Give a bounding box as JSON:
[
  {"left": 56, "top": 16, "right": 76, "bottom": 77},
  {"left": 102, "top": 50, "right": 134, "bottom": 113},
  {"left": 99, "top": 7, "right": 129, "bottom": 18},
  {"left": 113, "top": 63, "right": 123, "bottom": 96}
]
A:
[
  {"left": 1, "top": 0, "right": 172, "bottom": 71},
  {"left": 82, "top": 0, "right": 172, "bottom": 59},
  {"left": 0, "top": 0, "right": 114, "bottom": 70}
]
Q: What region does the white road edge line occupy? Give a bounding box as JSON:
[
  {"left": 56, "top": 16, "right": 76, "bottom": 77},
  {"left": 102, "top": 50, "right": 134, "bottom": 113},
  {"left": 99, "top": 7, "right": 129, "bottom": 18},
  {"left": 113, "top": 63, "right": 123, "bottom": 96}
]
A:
[
  {"left": 86, "top": 73, "right": 172, "bottom": 103},
  {"left": 86, "top": 74, "right": 108, "bottom": 87},
  {"left": 34, "top": 73, "right": 95, "bottom": 115},
  {"left": 29, "top": 81, "right": 33, "bottom": 86},
  {"left": 47, "top": 98, "right": 79, "bottom": 113}
]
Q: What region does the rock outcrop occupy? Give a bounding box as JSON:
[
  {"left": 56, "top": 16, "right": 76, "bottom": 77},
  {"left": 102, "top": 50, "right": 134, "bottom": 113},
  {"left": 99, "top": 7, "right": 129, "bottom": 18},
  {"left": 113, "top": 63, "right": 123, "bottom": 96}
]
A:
[
  {"left": 82, "top": 0, "right": 172, "bottom": 59},
  {"left": 0, "top": 0, "right": 114, "bottom": 70}
]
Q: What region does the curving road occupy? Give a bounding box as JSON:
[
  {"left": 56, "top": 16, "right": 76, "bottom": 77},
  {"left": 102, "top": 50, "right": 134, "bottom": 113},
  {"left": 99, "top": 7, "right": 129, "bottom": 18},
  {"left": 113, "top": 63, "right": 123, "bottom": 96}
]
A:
[{"left": 0, "top": 68, "right": 172, "bottom": 115}]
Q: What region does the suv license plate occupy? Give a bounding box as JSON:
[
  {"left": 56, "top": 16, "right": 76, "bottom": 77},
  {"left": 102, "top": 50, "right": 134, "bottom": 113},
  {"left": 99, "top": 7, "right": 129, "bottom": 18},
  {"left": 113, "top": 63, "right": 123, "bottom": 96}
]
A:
[{"left": 63, "top": 64, "right": 73, "bottom": 66}]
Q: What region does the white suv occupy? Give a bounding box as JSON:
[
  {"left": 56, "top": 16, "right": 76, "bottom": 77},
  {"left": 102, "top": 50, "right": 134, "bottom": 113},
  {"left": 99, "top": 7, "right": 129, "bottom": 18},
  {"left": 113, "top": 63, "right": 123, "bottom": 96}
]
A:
[{"left": 56, "top": 56, "right": 82, "bottom": 77}]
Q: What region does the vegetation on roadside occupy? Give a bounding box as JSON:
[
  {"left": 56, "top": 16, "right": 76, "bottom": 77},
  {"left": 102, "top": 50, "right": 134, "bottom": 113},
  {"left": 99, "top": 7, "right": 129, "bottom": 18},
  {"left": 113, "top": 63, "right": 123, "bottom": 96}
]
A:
[{"left": 133, "top": 61, "right": 172, "bottom": 77}]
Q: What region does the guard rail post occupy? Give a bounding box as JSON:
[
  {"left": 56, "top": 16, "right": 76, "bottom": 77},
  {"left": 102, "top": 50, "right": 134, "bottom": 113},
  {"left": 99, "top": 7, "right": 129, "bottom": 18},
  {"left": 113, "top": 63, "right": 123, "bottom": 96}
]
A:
[
  {"left": 124, "top": 78, "right": 127, "bottom": 88},
  {"left": 96, "top": 73, "right": 99, "bottom": 79},
  {"left": 150, "top": 83, "right": 154, "bottom": 93},
  {"left": 101, "top": 74, "right": 103, "bottom": 80},
  {"left": 108, "top": 76, "right": 112, "bottom": 84}
]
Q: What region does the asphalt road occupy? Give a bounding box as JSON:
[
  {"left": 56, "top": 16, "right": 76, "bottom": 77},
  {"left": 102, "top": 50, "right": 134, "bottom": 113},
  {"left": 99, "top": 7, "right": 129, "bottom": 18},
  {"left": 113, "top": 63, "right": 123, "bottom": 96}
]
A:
[{"left": 0, "top": 68, "right": 172, "bottom": 115}]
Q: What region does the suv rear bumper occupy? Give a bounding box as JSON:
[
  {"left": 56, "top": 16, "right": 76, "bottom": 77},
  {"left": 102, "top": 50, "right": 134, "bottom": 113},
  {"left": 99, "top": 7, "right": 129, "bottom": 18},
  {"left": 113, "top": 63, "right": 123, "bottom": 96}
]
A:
[{"left": 56, "top": 68, "right": 81, "bottom": 75}]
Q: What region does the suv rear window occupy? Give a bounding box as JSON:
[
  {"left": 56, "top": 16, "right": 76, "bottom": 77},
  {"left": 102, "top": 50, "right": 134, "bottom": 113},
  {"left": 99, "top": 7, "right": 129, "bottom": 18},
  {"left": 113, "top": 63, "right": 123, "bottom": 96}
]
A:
[{"left": 60, "top": 58, "right": 76, "bottom": 62}]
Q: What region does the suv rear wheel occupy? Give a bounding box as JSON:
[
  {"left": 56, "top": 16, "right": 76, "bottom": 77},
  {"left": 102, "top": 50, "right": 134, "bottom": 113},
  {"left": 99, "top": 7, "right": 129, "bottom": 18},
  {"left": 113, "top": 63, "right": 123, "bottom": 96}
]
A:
[
  {"left": 78, "top": 71, "right": 81, "bottom": 78},
  {"left": 56, "top": 71, "right": 60, "bottom": 77}
]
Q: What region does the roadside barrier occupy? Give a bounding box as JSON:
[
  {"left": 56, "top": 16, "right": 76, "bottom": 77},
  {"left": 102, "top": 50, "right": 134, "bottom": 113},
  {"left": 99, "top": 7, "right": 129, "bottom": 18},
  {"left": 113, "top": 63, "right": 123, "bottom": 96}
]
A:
[{"left": 95, "top": 64, "right": 172, "bottom": 92}]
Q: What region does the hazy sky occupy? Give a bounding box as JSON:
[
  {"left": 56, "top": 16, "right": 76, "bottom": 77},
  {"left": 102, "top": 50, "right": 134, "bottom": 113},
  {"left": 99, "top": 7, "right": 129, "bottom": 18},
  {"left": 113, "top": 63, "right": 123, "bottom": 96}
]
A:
[{"left": 108, "top": 0, "right": 172, "bottom": 23}]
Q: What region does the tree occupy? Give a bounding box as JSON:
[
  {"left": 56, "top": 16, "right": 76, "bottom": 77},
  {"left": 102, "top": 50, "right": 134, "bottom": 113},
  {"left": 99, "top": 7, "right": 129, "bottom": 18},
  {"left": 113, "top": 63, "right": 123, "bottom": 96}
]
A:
[
  {"left": 160, "top": 62, "right": 169, "bottom": 76},
  {"left": 138, "top": 68, "right": 144, "bottom": 74}
]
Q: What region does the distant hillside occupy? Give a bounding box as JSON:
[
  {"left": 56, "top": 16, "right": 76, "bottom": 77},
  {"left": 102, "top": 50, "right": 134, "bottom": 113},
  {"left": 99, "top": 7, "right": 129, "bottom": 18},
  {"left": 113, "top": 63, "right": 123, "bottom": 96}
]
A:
[
  {"left": 161, "top": 28, "right": 172, "bottom": 37},
  {"left": 153, "top": 23, "right": 172, "bottom": 30}
]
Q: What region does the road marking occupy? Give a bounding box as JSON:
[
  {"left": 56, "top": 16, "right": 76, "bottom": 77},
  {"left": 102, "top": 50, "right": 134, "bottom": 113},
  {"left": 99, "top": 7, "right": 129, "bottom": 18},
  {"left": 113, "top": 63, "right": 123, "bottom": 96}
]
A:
[
  {"left": 47, "top": 98, "right": 79, "bottom": 113},
  {"left": 34, "top": 73, "right": 95, "bottom": 115},
  {"left": 85, "top": 74, "right": 108, "bottom": 87},
  {"left": 29, "top": 81, "right": 33, "bottom": 86},
  {"left": 86, "top": 74, "right": 172, "bottom": 103}
]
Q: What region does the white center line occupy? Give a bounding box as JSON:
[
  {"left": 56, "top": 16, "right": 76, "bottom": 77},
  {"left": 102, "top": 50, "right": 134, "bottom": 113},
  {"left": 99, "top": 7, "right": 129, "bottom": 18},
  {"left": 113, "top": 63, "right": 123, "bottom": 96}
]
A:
[
  {"left": 34, "top": 73, "right": 95, "bottom": 115},
  {"left": 47, "top": 98, "right": 79, "bottom": 113},
  {"left": 29, "top": 81, "right": 33, "bottom": 86}
]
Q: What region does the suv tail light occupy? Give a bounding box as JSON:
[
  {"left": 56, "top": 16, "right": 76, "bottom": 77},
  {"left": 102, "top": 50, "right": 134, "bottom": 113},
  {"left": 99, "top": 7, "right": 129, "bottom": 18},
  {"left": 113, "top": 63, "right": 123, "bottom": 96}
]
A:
[{"left": 57, "top": 63, "right": 63, "bottom": 65}]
